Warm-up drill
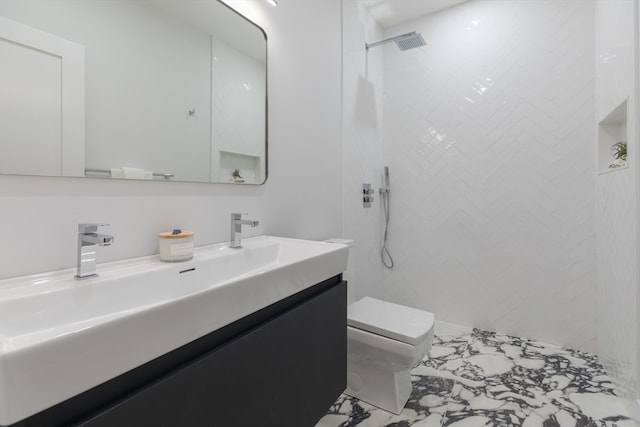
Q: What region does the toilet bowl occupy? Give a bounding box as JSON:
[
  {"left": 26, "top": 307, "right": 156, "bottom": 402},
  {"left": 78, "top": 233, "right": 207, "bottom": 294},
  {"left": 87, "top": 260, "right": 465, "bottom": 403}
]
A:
[{"left": 345, "top": 297, "right": 435, "bottom": 414}]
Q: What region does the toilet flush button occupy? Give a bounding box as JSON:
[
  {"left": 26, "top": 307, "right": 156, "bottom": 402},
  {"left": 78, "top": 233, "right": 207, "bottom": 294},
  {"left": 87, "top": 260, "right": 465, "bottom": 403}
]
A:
[{"left": 347, "top": 372, "right": 363, "bottom": 392}]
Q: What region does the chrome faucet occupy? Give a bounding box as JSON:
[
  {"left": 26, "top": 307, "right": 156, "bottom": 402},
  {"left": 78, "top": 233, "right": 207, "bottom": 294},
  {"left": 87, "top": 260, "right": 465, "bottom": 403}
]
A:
[
  {"left": 230, "top": 213, "right": 259, "bottom": 248},
  {"left": 75, "top": 223, "right": 114, "bottom": 280}
]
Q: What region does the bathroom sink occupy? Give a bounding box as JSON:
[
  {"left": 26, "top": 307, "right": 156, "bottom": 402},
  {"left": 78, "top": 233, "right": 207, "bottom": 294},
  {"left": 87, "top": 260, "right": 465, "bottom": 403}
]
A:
[{"left": 0, "top": 236, "right": 349, "bottom": 425}]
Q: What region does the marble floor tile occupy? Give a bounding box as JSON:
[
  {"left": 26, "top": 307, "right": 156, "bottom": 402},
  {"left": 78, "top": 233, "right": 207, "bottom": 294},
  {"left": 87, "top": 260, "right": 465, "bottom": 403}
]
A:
[
  {"left": 423, "top": 333, "right": 472, "bottom": 373},
  {"left": 441, "top": 380, "right": 535, "bottom": 426},
  {"left": 316, "top": 325, "right": 633, "bottom": 427},
  {"left": 522, "top": 403, "right": 637, "bottom": 427},
  {"left": 315, "top": 369, "right": 456, "bottom": 427},
  {"left": 440, "top": 329, "right": 631, "bottom": 426}
]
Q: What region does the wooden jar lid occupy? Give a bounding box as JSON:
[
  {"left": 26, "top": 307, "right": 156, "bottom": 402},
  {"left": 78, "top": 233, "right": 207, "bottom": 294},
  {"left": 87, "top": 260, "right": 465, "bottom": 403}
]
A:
[{"left": 158, "top": 230, "right": 194, "bottom": 239}]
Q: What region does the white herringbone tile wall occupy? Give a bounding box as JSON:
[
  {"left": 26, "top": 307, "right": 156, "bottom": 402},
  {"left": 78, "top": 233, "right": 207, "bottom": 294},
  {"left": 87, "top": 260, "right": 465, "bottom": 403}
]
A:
[
  {"left": 379, "top": 0, "right": 597, "bottom": 351},
  {"left": 595, "top": 0, "right": 638, "bottom": 412}
]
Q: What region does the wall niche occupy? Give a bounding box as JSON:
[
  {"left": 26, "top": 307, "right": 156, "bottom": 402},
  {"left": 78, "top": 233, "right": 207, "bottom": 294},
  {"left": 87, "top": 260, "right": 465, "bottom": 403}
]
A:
[{"left": 598, "top": 99, "right": 628, "bottom": 174}]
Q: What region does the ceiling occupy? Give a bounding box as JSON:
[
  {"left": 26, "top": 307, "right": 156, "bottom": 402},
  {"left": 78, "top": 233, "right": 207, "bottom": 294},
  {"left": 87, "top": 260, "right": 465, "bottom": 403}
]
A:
[{"left": 360, "top": 0, "right": 469, "bottom": 28}]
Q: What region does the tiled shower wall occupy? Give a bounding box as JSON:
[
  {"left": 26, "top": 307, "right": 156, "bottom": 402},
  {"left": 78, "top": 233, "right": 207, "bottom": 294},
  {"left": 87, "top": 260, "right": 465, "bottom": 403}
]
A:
[
  {"left": 594, "top": 0, "right": 639, "bottom": 415},
  {"left": 344, "top": 0, "right": 598, "bottom": 351}
]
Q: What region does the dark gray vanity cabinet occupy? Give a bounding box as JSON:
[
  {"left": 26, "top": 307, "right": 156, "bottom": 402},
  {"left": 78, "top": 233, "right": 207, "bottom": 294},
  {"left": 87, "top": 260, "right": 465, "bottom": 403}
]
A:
[{"left": 10, "top": 276, "right": 346, "bottom": 427}]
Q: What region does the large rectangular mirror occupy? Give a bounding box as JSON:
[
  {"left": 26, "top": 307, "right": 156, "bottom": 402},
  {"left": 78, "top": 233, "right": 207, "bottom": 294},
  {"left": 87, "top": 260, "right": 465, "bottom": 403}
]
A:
[{"left": 0, "top": 0, "right": 267, "bottom": 184}]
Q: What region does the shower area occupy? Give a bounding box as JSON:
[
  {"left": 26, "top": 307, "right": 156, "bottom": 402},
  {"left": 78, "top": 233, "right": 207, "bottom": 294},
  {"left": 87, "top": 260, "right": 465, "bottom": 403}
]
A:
[{"left": 341, "top": 0, "right": 639, "bottom": 416}]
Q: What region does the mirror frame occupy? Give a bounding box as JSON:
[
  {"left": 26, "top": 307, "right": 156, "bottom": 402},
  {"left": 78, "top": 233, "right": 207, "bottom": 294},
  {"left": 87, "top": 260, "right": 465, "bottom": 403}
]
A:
[
  {"left": 0, "top": 0, "right": 268, "bottom": 185},
  {"left": 214, "top": 0, "right": 269, "bottom": 186}
]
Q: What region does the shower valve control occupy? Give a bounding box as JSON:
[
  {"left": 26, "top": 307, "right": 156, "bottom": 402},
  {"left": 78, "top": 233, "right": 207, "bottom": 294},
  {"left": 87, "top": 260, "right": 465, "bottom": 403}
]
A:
[{"left": 363, "top": 184, "right": 374, "bottom": 208}]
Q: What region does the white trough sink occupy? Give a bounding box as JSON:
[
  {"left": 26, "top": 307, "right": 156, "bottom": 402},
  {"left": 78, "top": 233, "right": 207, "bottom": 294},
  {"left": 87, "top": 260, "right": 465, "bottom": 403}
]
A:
[{"left": 0, "top": 236, "right": 349, "bottom": 425}]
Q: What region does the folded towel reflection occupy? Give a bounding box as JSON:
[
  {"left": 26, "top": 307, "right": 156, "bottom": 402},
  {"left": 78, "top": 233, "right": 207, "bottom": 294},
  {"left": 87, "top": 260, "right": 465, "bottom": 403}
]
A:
[
  {"left": 110, "top": 167, "right": 153, "bottom": 180},
  {"left": 110, "top": 168, "right": 124, "bottom": 179},
  {"left": 121, "top": 167, "right": 145, "bottom": 179}
]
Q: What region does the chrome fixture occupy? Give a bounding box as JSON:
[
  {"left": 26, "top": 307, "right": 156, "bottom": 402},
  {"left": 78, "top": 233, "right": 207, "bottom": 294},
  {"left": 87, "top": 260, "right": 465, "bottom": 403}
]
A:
[
  {"left": 366, "top": 31, "right": 426, "bottom": 52},
  {"left": 230, "top": 213, "right": 259, "bottom": 248},
  {"left": 363, "top": 183, "right": 374, "bottom": 208},
  {"left": 75, "top": 223, "right": 114, "bottom": 280},
  {"left": 380, "top": 166, "right": 394, "bottom": 269},
  {"left": 84, "top": 168, "right": 174, "bottom": 179}
]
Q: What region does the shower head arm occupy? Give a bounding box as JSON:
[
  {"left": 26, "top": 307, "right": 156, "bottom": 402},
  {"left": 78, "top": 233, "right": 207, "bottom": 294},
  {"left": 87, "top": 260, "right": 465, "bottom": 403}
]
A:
[{"left": 365, "top": 31, "right": 419, "bottom": 50}]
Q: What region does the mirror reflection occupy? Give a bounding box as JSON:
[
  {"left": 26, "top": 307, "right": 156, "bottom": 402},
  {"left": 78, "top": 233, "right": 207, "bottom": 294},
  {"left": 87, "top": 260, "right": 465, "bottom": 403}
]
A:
[{"left": 0, "top": 0, "right": 267, "bottom": 184}]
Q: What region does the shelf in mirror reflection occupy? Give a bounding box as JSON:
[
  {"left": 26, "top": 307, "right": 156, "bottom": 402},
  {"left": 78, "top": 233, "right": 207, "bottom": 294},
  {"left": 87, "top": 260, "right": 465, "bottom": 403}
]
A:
[{"left": 218, "top": 150, "right": 263, "bottom": 184}]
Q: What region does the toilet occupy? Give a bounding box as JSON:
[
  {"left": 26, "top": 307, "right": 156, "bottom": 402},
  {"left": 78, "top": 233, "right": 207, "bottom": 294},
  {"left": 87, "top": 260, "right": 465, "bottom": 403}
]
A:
[
  {"left": 345, "top": 297, "right": 435, "bottom": 414},
  {"left": 324, "top": 238, "right": 435, "bottom": 414}
]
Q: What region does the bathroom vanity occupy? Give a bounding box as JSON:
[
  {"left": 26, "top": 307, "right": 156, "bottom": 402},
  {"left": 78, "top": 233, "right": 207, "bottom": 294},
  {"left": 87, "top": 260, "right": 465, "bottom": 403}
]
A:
[{"left": 0, "top": 237, "right": 349, "bottom": 427}]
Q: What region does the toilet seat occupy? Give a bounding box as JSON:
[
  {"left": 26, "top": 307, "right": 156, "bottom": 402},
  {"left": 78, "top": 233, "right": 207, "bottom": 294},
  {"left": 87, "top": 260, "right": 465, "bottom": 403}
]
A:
[{"left": 347, "top": 297, "right": 434, "bottom": 345}]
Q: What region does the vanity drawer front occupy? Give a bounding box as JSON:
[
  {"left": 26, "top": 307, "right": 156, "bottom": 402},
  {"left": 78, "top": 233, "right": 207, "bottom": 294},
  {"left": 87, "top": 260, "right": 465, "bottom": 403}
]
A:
[{"left": 76, "top": 280, "right": 347, "bottom": 427}]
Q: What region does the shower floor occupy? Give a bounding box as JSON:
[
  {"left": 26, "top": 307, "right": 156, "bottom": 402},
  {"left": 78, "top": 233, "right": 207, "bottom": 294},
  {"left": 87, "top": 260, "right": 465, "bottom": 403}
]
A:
[{"left": 316, "top": 322, "right": 634, "bottom": 427}]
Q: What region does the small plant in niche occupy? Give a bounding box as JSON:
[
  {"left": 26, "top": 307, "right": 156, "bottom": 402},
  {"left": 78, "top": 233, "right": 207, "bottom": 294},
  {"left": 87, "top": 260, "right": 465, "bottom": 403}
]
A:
[
  {"left": 231, "top": 169, "right": 245, "bottom": 183},
  {"left": 609, "top": 140, "right": 628, "bottom": 169}
]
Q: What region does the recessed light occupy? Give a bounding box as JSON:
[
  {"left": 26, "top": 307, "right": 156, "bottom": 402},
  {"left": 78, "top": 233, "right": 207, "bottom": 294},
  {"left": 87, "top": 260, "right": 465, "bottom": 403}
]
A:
[{"left": 266, "top": 0, "right": 278, "bottom": 6}]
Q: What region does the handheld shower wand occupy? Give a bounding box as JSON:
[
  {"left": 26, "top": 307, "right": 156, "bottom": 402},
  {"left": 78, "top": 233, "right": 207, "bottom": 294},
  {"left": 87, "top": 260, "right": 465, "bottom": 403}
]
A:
[
  {"left": 383, "top": 166, "right": 390, "bottom": 194},
  {"left": 381, "top": 166, "right": 394, "bottom": 269}
]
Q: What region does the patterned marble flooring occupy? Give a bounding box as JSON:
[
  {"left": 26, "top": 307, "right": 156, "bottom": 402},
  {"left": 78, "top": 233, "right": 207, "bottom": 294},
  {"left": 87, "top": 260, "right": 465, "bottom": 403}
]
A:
[{"left": 316, "top": 322, "right": 635, "bottom": 427}]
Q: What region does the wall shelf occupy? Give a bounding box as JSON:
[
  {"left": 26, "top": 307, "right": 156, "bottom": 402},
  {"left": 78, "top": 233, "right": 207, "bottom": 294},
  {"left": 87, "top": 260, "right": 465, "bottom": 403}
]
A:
[
  {"left": 598, "top": 99, "right": 628, "bottom": 174},
  {"left": 598, "top": 165, "right": 629, "bottom": 176}
]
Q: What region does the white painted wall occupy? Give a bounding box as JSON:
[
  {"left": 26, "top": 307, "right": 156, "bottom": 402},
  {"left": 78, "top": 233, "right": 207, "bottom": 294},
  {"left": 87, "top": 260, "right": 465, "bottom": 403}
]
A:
[
  {"left": 341, "top": 0, "right": 385, "bottom": 304},
  {"left": 0, "top": 0, "right": 343, "bottom": 279},
  {"left": 595, "top": 0, "right": 639, "bottom": 415},
  {"left": 343, "top": 0, "right": 598, "bottom": 352}
]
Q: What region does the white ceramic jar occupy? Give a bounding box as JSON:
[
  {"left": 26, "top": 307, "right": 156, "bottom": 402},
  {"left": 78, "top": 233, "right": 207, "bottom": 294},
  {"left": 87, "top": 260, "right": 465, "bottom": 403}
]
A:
[{"left": 158, "top": 230, "right": 194, "bottom": 262}]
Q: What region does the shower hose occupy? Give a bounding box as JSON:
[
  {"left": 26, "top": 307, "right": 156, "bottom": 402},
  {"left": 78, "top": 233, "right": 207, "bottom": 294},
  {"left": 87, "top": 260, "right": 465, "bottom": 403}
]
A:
[{"left": 381, "top": 189, "right": 394, "bottom": 269}]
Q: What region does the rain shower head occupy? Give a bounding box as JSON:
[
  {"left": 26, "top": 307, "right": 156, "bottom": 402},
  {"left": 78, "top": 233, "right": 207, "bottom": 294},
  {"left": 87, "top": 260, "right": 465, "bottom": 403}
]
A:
[{"left": 366, "top": 31, "right": 426, "bottom": 51}]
